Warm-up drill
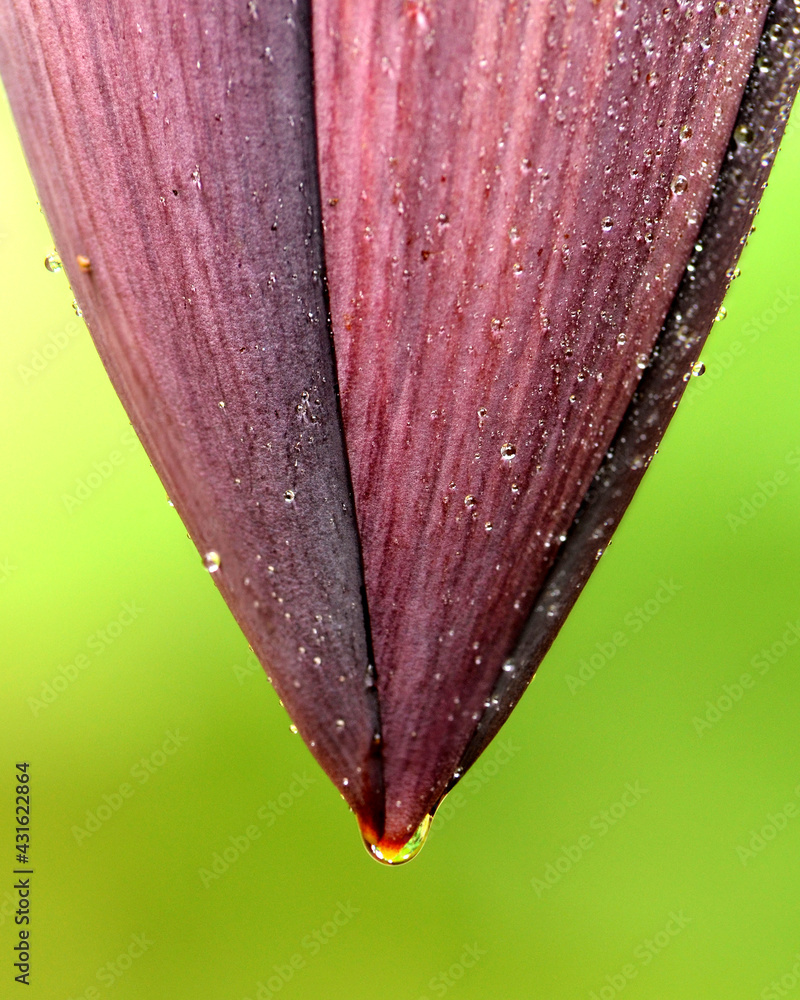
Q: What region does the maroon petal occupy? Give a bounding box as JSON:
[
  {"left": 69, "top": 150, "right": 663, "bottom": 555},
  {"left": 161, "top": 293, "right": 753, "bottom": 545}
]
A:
[
  {"left": 0, "top": 1, "right": 384, "bottom": 833},
  {"left": 456, "top": 0, "right": 800, "bottom": 779},
  {"left": 313, "top": 0, "right": 780, "bottom": 853}
]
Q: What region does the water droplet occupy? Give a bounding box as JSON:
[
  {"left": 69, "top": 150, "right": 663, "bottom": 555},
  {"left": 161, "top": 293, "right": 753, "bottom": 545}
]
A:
[
  {"left": 44, "top": 252, "right": 62, "bottom": 273},
  {"left": 734, "top": 123, "right": 754, "bottom": 147},
  {"left": 360, "top": 811, "right": 433, "bottom": 866},
  {"left": 464, "top": 495, "right": 477, "bottom": 509},
  {"left": 670, "top": 175, "right": 688, "bottom": 195},
  {"left": 715, "top": 305, "right": 727, "bottom": 322},
  {"left": 601, "top": 217, "right": 614, "bottom": 231},
  {"left": 511, "top": 483, "right": 520, "bottom": 495},
  {"left": 679, "top": 124, "right": 693, "bottom": 141},
  {"left": 335, "top": 719, "right": 346, "bottom": 731},
  {"left": 484, "top": 521, "right": 493, "bottom": 533},
  {"left": 203, "top": 550, "right": 221, "bottom": 573},
  {"left": 289, "top": 724, "right": 298, "bottom": 735},
  {"left": 500, "top": 443, "right": 516, "bottom": 461},
  {"left": 714, "top": 0, "right": 730, "bottom": 14},
  {"left": 72, "top": 300, "right": 83, "bottom": 318},
  {"left": 616, "top": 332, "right": 627, "bottom": 345},
  {"left": 636, "top": 353, "right": 649, "bottom": 370},
  {"left": 691, "top": 361, "right": 706, "bottom": 377},
  {"left": 284, "top": 489, "right": 295, "bottom": 503}
]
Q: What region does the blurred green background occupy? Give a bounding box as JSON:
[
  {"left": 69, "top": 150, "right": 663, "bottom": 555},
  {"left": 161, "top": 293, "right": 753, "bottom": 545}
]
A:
[{"left": 1, "top": 81, "right": 798, "bottom": 1000}]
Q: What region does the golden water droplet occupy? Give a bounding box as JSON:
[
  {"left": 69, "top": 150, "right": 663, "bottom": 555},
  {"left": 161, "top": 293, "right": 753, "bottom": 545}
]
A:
[{"left": 360, "top": 812, "right": 433, "bottom": 866}]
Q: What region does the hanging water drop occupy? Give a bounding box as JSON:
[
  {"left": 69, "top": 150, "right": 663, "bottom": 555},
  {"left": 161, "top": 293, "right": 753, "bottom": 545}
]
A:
[
  {"left": 359, "top": 811, "right": 433, "bottom": 866},
  {"left": 44, "top": 252, "right": 62, "bottom": 273}
]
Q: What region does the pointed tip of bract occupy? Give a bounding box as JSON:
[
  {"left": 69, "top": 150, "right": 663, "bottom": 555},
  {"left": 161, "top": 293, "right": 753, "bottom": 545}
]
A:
[{"left": 357, "top": 812, "right": 433, "bottom": 866}]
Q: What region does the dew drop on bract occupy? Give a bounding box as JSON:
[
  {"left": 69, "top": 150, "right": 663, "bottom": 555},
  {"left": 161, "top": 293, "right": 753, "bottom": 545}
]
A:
[
  {"left": 500, "top": 443, "right": 516, "bottom": 461},
  {"left": 203, "top": 550, "right": 221, "bottom": 573},
  {"left": 691, "top": 361, "right": 706, "bottom": 377},
  {"left": 670, "top": 174, "right": 688, "bottom": 195},
  {"left": 44, "top": 252, "right": 62, "bottom": 272}
]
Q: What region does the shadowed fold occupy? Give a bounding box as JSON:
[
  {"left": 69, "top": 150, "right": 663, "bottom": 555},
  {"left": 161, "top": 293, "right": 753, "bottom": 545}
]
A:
[
  {"left": 313, "top": 0, "right": 774, "bottom": 848},
  {"left": 0, "top": 0, "right": 384, "bottom": 834}
]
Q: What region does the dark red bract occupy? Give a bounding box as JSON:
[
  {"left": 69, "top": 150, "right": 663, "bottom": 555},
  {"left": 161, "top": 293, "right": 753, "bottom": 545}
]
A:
[{"left": 1, "top": 0, "right": 796, "bottom": 862}]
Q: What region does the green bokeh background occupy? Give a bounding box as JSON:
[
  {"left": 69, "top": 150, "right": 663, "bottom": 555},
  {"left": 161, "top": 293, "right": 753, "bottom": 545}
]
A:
[{"left": 1, "top": 81, "right": 799, "bottom": 1000}]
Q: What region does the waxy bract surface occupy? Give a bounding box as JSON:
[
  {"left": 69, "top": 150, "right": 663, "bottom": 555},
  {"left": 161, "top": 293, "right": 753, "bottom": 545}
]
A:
[{"left": 1, "top": 0, "right": 796, "bottom": 857}]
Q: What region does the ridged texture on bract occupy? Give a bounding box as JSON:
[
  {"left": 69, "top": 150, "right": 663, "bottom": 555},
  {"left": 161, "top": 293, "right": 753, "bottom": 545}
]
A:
[
  {"left": 1, "top": 0, "right": 797, "bottom": 857},
  {"left": 314, "top": 0, "right": 770, "bottom": 846},
  {"left": 0, "top": 0, "right": 384, "bottom": 834}
]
